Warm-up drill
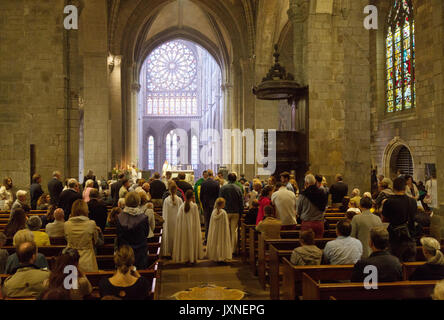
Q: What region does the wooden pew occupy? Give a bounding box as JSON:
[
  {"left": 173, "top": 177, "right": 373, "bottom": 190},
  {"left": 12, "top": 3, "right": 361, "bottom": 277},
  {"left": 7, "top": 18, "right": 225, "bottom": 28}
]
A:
[
  {"left": 302, "top": 272, "right": 437, "bottom": 300},
  {"left": 282, "top": 258, "right": 355, "bottom": 300},
  {"left": 257, "top": 236, "right": 333, "bottom": 290},
  {"left": 241, "top": 222, "right": 256, "bottom": 263},
  {"left": 268, "top": 244, "right": 292, "bottom": 300},
  {"left": 0, "top": 264, "right": 159, "bottom": 300}
]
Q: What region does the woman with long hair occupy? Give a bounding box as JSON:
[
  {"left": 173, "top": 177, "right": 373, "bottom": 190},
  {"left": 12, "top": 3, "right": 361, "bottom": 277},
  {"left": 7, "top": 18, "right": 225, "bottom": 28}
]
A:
[
  {"left": 4, "top": 208, "right": 27, "bottom": 238},
  {"left": 0, "top": 177, "right": 14, "bottom": 210},
  {"left": 64, "top": 199, "right": 99, "bottom": 272},
  {"left": 206, "top": 198, "right": 232, "bottom": 262},
  {"left": 99, "top": 245, "right": 150, "bottom": 300},
  {"left": 256, "top": 186, "right": 274, "bottom": 225},
  {"left": 43, "top": 248, "right": 92, "bottom": 300},
  {"left": 172, "top": 190, "right": 204, "bottom": 264},
  {"left": 161, "top": 182, "right": 183, "bottom": 257},
  {"left": 37, "top": 193, "right": 51, "bottom": 210}
]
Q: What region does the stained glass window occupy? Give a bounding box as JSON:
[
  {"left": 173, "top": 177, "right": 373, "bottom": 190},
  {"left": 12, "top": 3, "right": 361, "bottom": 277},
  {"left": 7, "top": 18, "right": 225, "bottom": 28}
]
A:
[
  {"left": 166, "top": 130, "right": 178, "bottom": 166},
  {"left": 386, "top": 0, "right": 415, "bottom": 113},
  {"left": 148, "top": 136, "right": 154, "bottom": 170},
  {"left": 191, "top": 135, "right": 198, "bottom": 169},
  {"left": 145, "top": 40, "right": 198, "bottom": 116}
]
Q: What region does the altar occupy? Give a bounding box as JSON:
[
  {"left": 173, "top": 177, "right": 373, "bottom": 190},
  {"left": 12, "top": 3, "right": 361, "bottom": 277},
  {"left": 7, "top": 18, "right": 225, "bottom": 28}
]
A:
[{"left": 169, "top": 166, "right": 195, "bottom": 184}]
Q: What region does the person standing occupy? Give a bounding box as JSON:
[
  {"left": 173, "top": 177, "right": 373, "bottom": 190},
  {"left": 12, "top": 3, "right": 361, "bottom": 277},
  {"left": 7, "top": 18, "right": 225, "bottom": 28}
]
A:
[
  {"left": 219, "top": 173, "right": 244, "bottom": 255},
  {"left": 116, "top": 192, "right": 150, "bottom": 269},
  {"left": 30, "top": 174, "right": 44, "bottom": 210},
  {"left": 200, "top": 170, "right": 220, "bottom": 244},
  {"left": 256, "top": 186, "right": 273, "bottom": 225},
  {"left": 172, "top": 190, "right": 204, "bottom": 264},
  {"left": 206, "top": 198, "right": 232, "bottom": 262},
  {"left": 149, "top": 173, "right": 167, "bottom": 207},
  {"left": 329, "top": 174, "right": 348, "bottom": 207},
  {"left": 271, "top": 182, "right": 297, "bottom": 230},
  {"left": 280, "top": 172, "right": 295, "bottom": 193},
  {"left": 0, "top": 177, "right": 14, "bottom": 210},
  {"left": 161, "top": 182, "right": 183, "bottom": 257},
  {"left": 58, "top": 179, "right": 83, "bottom": 221},
  {"left": 382, "top": 177, "right": 417, "bottom": 262},
  {"left": 111, "top": 173, "right": 125, "bottom": 207},
  {"left": 297, "top": 174, "right": 328, "bottom": 238},
  {"left": 351, "top": 197, "right": 384, "bottom": 259},
  {"left": 425, "top": 173, "right": 438, "bottom": 213},
  {"left": 176, "top": 173, "right": 193, "bottom": 194},
  {"left": 47, "top": 171, "right": 63, "bottom": 207},
  {"left": 64, "top": 200, "right": 99, "bottom": 272},
  {"left": 87, "top": 189, "right": 108, "bottom": 232}
]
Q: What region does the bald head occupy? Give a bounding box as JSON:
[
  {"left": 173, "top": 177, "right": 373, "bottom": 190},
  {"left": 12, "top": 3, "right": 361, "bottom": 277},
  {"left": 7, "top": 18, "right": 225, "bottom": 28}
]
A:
[
  {"left": 54, "top": 208, "right": 65, "bottom": 222},
  {"left": 17, "top": 242, "right": 37, "bottom": 265}
]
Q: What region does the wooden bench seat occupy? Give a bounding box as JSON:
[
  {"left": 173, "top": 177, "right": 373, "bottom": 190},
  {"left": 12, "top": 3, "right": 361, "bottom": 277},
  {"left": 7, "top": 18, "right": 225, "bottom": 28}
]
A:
[{"left": 302, "top": 272, "right": 437, "bottom": 300}]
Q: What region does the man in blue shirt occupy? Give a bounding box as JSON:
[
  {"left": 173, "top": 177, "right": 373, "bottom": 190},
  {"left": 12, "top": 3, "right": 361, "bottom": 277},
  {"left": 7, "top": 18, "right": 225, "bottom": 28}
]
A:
[{"left": 323, "top": 220, "right": 363, "bottom": 265}]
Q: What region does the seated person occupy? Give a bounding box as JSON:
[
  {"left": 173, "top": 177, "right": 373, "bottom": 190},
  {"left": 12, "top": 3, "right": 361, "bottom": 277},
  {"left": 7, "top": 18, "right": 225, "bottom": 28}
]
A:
[
  {"left": 255, "top": 206, "right": 282, "bottom": 240},
  {"left": 2, "top": 241, "right": 50, "bottom": 298},
  {"left": 351, "top": 226, "right": 403, "bottom": 282},
  {"left": 323, "top": 220, "right": 362, "bottom": 265},
  {"left": 245, "top": 199, "right": 259, "bottom": 225},
  {"left": 347, "top": 198, "right": 361, "bottom": 215},
  {"left": 42, "top": 248, "right": 92, "bottom": 300},
  {"left": 433, "top": 280, "right": 444, "bottom": 300},
  {"left": 99, "top": 245, "right": 151, "bottom": 300},
  {"left": 0, "top": 232, "right": 9, "bottom": 274},
  {"left": 410, "top": 237, "right": 444, "bottom": 281},
  {"left": 26, "top": 216, "right": 50, "bottom": 247},
  {"left": 45, "top": 208, "right": 65, "bottom": 238},
  {"left": 290, "top": 229, "right": 322, "bottom": 266},
  {"left": 5, "top": 229, "right": 49, "bottom": 274}
]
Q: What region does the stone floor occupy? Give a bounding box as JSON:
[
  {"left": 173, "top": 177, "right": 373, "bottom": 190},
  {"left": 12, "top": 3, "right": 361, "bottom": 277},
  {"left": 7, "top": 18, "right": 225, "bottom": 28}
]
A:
[{"left": 159, "top": 258, "right": 270, "bottom": 300}]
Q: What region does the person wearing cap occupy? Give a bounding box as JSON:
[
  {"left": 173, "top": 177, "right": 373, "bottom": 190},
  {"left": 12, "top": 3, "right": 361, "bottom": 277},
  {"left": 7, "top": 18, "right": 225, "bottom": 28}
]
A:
[
  {"left": 410, "top": 237, "right": 444, "bottom": 281},
  {"left": 27, "top": 216, "right": 50, "bottom": 247}
]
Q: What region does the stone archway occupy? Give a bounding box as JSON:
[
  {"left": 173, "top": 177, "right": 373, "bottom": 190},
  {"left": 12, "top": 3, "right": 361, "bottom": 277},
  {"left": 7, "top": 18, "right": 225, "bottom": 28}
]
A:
[{"left": 383, "top": 137, "right": 414, "bottom": 180}]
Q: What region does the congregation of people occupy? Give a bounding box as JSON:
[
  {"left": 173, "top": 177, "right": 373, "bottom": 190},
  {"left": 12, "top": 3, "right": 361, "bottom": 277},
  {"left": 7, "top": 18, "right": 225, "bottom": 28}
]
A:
[{"left": 0, "top": 165, "right": 442, "bottom": 299}]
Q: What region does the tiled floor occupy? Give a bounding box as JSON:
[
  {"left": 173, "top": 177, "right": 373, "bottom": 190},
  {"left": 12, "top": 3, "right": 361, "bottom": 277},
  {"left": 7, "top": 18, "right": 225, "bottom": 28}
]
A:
[{"left": 159, "top": 258, "right": 270, "bottom": 300}]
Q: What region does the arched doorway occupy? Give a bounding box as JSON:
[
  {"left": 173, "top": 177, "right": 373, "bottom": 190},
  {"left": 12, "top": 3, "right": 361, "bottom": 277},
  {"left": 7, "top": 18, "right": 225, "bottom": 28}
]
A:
[
  {"left": 138, "top": 39, "right": 223, "bottom": 177},
  {"left": 383, "top": 138, "right": 414, "bottom": 179}
]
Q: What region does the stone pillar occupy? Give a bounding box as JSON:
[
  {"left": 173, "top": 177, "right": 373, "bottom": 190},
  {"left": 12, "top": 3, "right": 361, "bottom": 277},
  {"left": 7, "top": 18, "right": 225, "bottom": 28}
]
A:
[
  {"left": 130, "top": 82, "right": 141, "bottom": 168},
  {"left": 109, "top": 55, "right": 123, "bottom": 171},
  {"left": 80, "top": 0, "right": 111, "bottom": 180},
  {"left": 288, "top": 0, "right": 309, "bottom": 85}
]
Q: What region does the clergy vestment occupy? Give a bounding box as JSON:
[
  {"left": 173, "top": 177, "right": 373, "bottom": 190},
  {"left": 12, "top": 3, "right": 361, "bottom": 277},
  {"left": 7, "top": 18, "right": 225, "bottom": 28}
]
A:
[
  {"left": 172, "top": 202, "right": 204, "bottom": 263},
  {"left": 161, "top": 195, "right": 183, "bottom": 256},
  {"left": 206, "top": 208, "right": 232, "bottom": 262}
]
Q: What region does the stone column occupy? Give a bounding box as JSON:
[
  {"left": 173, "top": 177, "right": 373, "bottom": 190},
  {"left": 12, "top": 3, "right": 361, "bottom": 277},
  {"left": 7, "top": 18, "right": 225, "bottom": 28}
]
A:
[
  {"left": 288, "top": 0, "right": 309, "bottom": 86},
  {"left": 80, "top": 0, "right": 111, "bottom": 180},
  {"left": 130, "top": 82, "right": 141, "bottom": 168}
]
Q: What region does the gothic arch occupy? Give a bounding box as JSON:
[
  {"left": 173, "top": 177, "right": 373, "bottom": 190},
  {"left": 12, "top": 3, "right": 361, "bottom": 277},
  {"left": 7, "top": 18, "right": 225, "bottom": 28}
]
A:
[{"left": 383, "top": 137, "right": 415, "bottom": 179}]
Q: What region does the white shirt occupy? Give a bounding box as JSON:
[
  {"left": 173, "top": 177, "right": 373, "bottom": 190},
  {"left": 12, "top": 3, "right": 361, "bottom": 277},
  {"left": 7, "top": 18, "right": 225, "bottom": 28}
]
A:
[{"left": 271, "top": 187, "right": 297, "bottom": 225}]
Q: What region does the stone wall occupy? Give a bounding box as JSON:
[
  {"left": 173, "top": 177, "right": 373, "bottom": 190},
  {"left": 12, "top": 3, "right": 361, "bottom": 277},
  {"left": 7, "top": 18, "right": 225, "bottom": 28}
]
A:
[
  {"left": 302, "top": 0, "right": 371, "bottom": 192},
  {"left": 370, "top": 0, "right": 444, "bottom": 212},
  {"left": 0, "top": 0, "right": 67, "bottom": 191}
]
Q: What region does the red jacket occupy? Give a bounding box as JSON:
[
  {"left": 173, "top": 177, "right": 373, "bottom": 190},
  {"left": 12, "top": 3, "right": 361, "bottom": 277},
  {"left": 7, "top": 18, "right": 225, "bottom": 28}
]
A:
[{"left": 256, "top": 196, "right": 271, "bottom": 225}]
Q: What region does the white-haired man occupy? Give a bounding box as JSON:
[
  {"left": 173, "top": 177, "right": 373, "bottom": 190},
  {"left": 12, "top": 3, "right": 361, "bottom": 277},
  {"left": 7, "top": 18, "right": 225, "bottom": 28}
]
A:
[
  {"left": 10, "top": 190, "right": 30, "bottom": 218},
  {"left": 58, "top": 179, "right": 82, "bottom": 221},
  {"left": 296, "top": 174, "right": 328, "bottom": 238},
  {"left": 45, "top": 208, "right": 65, "bottom": 238}
]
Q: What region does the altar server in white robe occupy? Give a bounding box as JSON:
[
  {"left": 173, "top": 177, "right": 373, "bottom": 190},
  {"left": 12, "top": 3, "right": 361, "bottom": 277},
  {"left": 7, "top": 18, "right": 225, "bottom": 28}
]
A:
[
  {"left": 161, "top": 182, "right": 183, "bottom": 256},
  {"left": 172, "top": 189, "right": 204, "bottom": 263},
  {"left": 206, "top": 198, "right": 232, "bottom": 262}
]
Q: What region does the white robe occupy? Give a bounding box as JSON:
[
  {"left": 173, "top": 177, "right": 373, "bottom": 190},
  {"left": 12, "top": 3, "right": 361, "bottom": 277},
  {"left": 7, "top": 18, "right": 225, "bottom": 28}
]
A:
[
  {"left": 172, "top": 202, "right": 204, "bottom": 263},
  {"left": 206, "top": 209, "right": 232, "bottom": 262},
  {"left": 161, "top": 195, "right": 183, "bottom": 256}
]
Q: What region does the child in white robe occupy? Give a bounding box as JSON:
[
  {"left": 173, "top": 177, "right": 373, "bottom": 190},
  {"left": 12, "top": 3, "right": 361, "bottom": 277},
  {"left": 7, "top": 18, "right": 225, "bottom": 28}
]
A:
[
  {"left": 161, "top": 182, "right": 183, "bottom": 256},
  {"left": 206, "top": 198, "right": 232, "bottom": 262},
  {"left": 172, "top": 190, "right": 204, "bottom": 264}
]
